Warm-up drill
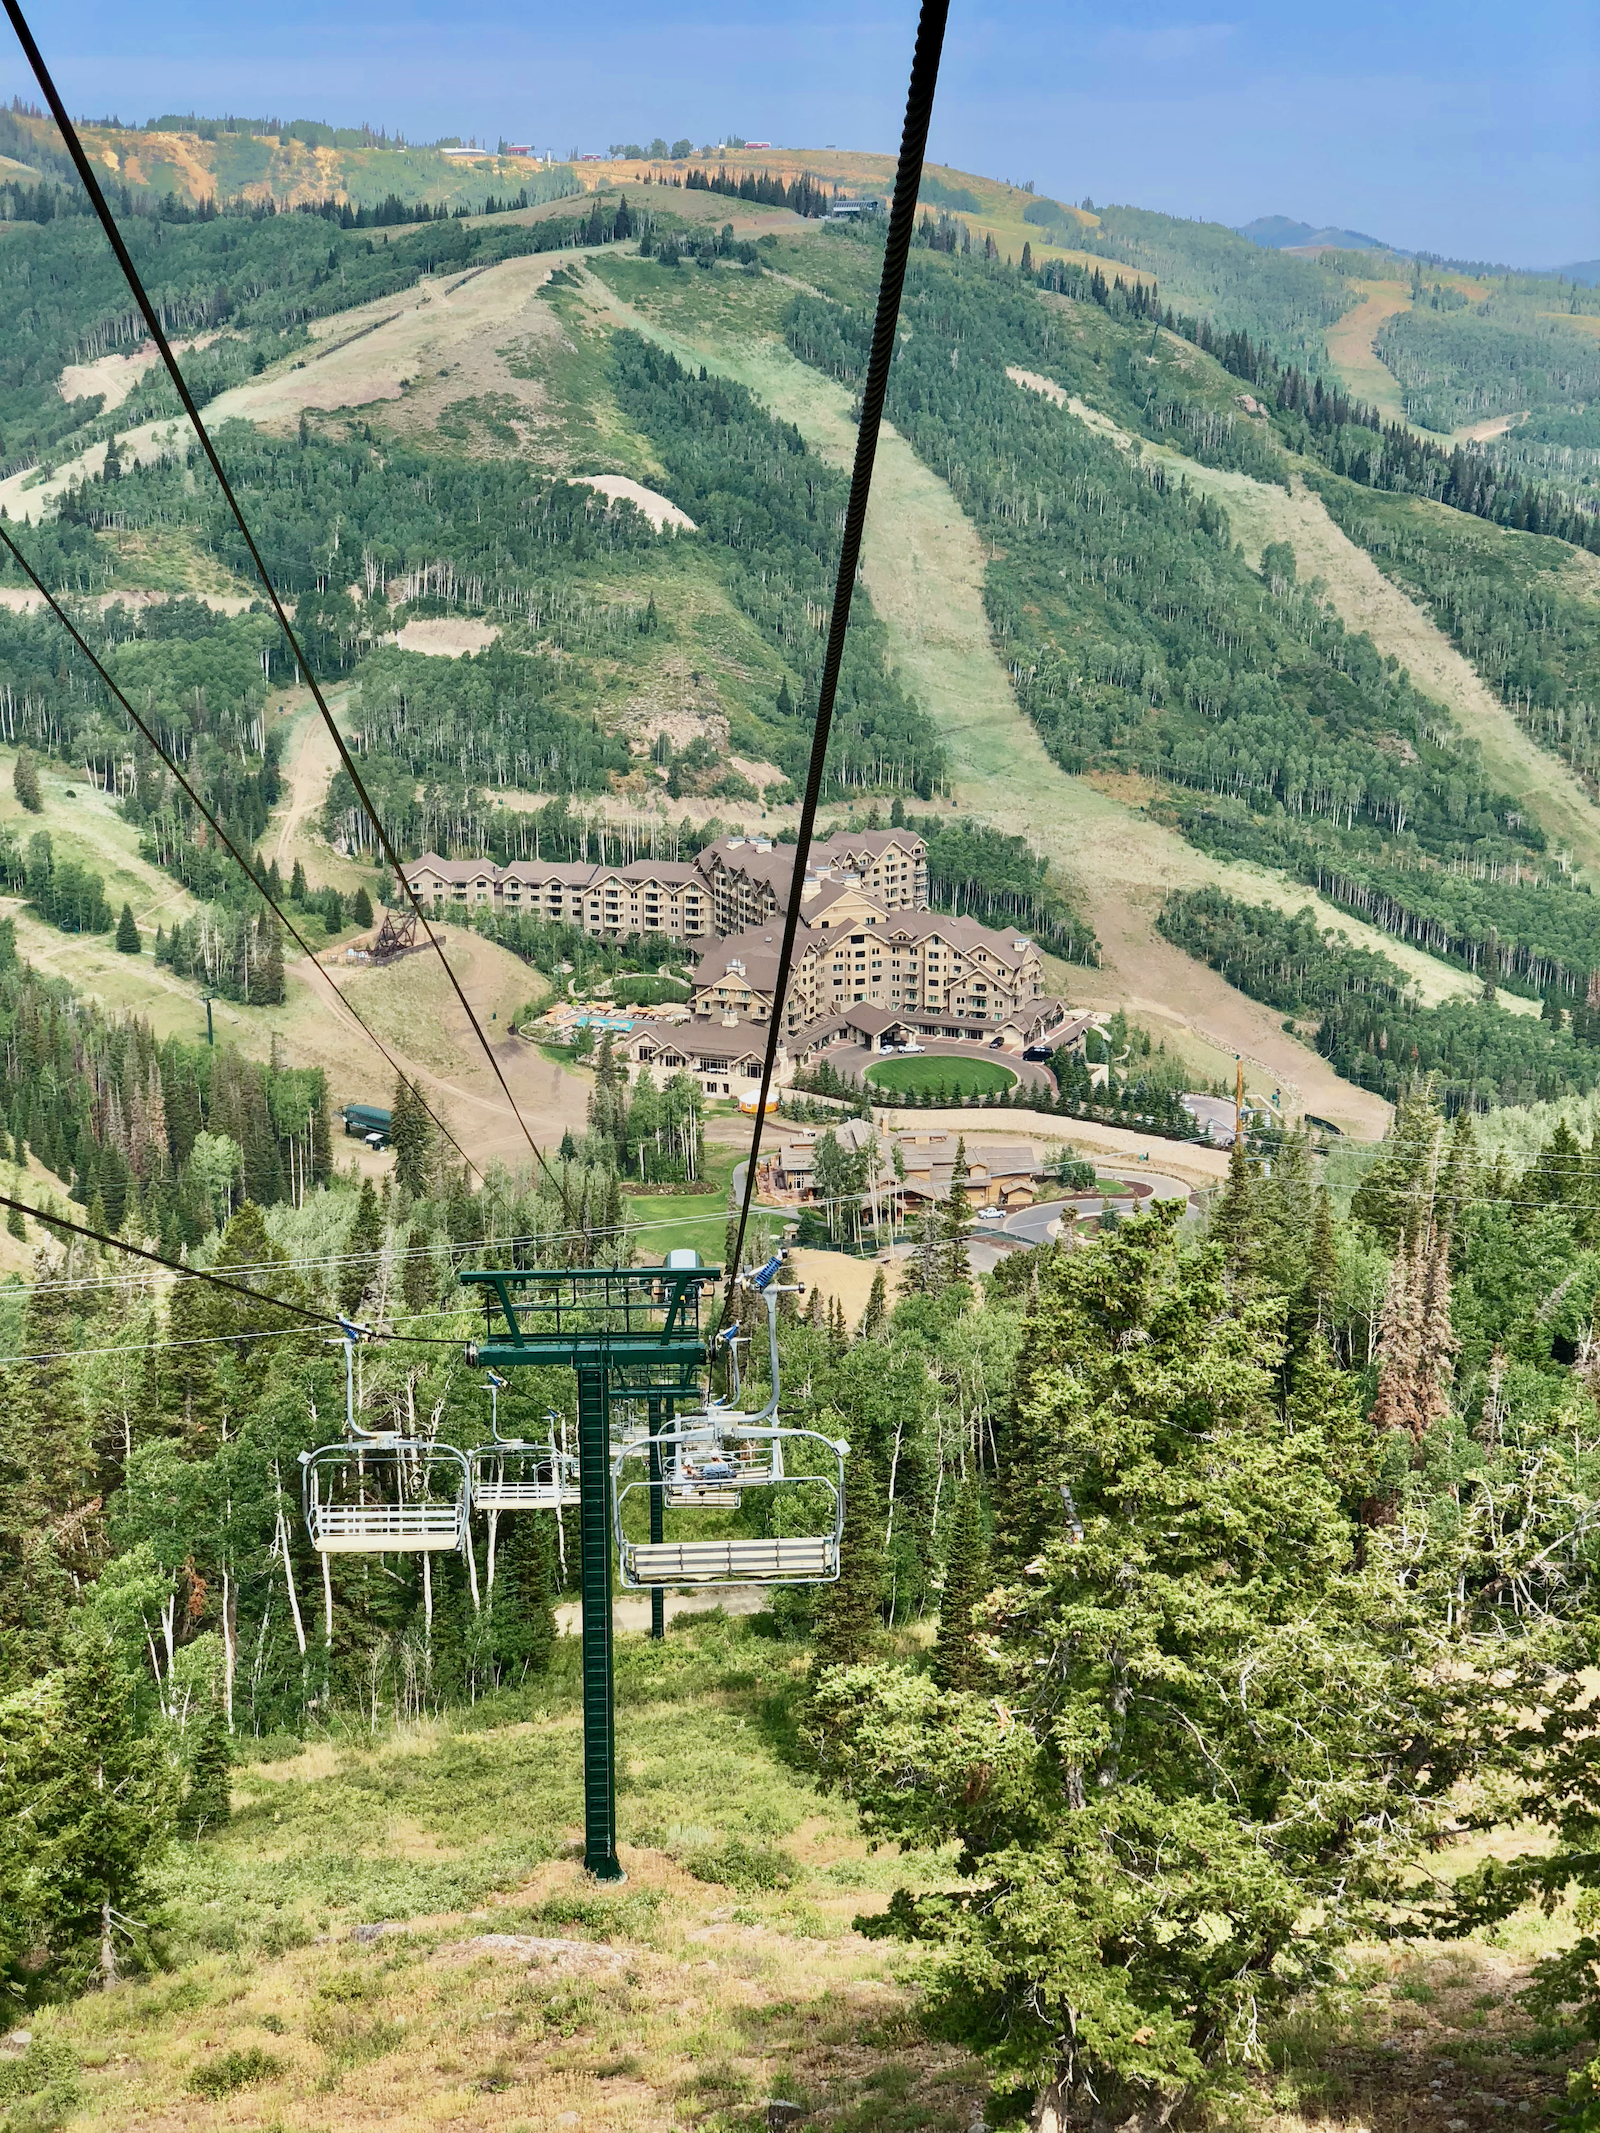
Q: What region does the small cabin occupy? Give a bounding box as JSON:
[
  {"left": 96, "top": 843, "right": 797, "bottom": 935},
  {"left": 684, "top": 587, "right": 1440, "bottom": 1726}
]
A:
[{"left": 341, "top": 1103, "right": 392, "bottom": 1148}]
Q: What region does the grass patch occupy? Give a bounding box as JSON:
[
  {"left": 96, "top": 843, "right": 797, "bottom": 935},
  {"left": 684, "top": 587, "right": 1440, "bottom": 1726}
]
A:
[{"left": 864, "top": 1054, "right": 1017, "bottom": 1098}]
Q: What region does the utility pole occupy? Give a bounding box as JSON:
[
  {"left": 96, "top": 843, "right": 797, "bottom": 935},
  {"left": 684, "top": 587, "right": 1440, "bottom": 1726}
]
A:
[
  {"left": 204, "top": 991, "right": 215, "bottom": 1046},
  {"left": 1234, "top": 1057, "right": 1244, "bottom": 1144}
]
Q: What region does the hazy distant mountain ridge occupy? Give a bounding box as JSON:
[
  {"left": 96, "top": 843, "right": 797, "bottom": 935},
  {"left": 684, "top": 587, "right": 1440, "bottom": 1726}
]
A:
[{"left": 1238, "top": 214, "right": 1391, "bottom": 253}]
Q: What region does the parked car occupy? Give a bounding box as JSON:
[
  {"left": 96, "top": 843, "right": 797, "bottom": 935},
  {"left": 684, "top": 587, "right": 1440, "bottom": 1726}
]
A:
[
  {"left": 1022, "top": 1044, "right": 1055, "bottom": 1062},
  {"left": 988, "top": 1035, "right": 1006, "bottom": 1048},
  {"left": 978, "top": 1206, "right": 1005, "bottom": 1222},
  {"left": 901, "top": 1041, "right": 925, "bottom": 1054}
]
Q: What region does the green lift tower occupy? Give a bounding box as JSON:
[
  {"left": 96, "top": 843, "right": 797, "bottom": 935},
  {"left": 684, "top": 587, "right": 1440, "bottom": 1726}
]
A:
[{"left": 458, "top": 1261, "right": 719, "bottom": 1881}]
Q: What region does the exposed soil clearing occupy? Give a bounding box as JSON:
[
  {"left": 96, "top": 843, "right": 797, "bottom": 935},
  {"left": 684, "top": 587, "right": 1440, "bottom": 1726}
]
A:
[
  {"left": 1325, "top": 282, "right": 1414, "bottom": 428},
  {"left": 55, "top": 331, "right": 218, "bottom": 411},
  {"left": 392, "top": 616, "right": 502, "bottom": 656},
  {"left": 569, "top": 472, "right": 696, "bottom": 529},
  {"left": 0, "top": 585, "right": 255, "bottom": 617}
]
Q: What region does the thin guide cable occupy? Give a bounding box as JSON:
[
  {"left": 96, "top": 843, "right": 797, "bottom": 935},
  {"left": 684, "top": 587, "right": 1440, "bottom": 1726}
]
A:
[
  {"left": 0, "top": 522, "right": 485, "bottom": 1185},
  {"left": 2, "top": 0, "right": 548, "bottom": 1174}
]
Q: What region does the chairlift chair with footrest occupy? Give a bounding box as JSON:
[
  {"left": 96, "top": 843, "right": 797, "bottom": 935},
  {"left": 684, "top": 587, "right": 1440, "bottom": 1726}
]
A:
[
  {"left": 468, "top": 1376, "right": 580, "bottom": 1512},
  {"left": 300, "top": 1316, "right": 471, "bottom": 1555},
  {"left": 612, "top": 1257, "right": 848, "bottom": 1588}
]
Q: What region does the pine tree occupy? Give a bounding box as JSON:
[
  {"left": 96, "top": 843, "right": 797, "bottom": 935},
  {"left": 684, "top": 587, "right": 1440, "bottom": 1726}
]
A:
[
  {"left": 902, "top": 1205, "right": 943, "bottom": 1295},
  {"left": 811, "top": 1454, "right": 885, "bottom": 1680},
  {"left": 114, "top": 904, "right": 140, "bottom": 954},
  {"left": 941, "top": 1137, "right": 972, "bottom": 1287},
  {"left": 390, "top": 1075, "right": 433, "bottom": 1200},
  {"left": 12, "top": 750, "right": 41, "bottom": 813},
  {"left": 351, "top": 885, "right": 374, "bottom": 929},
  {"left": 339, "top": 1178, "right": 383, "bottom": 1317},
  {"left": 27, "top": 1626, "right": 170, "bottom": 1983},
  {"left": 814, "top": 1204, "right": 1495, "bottom": 2113},
  {"left": 181, "top": 1692, "right": 233, "bottom": 1837},
  {"left": 1307, "top": 1185, "right": 1339, "bottom": 1334},
  {"left": 1210, "top": 1130, "right": 1261, "bottom": 1283},
  {"left": 260, "top": 921, "right": 285, "bottom": 1005},
  {"left": 930, "top": 1481, "right": 987, "bottom": 1691},
  {"left": 401, "top": 1224, "right": 434, "bottom": 1314},
  {"left": 858, "top": 1266, "right": 888, "bottom": 1339},
  {"left": 290, "top": 859, "right": 308, "bottom": 902}
]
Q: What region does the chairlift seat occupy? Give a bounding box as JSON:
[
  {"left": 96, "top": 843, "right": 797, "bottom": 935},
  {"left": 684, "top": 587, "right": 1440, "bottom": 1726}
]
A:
[
  {"left": 302, "top": 1439, "right": 469, "bottom": 1555},
  {"left": 310, "top": 1501, "right": 466, "bottom": 1552},
  {"left": 625, "top": 1535, "right": 836, "bottom": 1585},
  {"left": 469, "top": 1443, "right": 579, "bottom": 1512}
]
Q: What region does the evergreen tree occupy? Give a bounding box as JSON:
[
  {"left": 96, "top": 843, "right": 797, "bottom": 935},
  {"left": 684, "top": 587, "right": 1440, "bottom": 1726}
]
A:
[
  {"left": 260, "top": 921, "right": 285, "bottom": 1005},
  {"left": 811, "top": 1453, "right": 885, "bottom": 1681},
  {"left": 180, "top": 1691, "right": 233, "bottom": 1837},
  {"left": 351, "top": 885, "right": 374, "bottom": 929},
  {"left": 815, "top": 1206, "right": 1517, "bottom": 2115},
  {"left": 21, "top": 1626, "right": 170, "bottom": 1984},
  {"left": 390, "top": 1076, "right": 433, "bottom": 1200},
  {"left": 114, "top": 903, "right": 141, "bottom": 954},
  {"left": 930, "top": 1481, "right": 987, "bottom": 1691},
  {"left": 339, "top": 1177, "right": 383, "bottom": 1317},
  {"left": 901, "top": 1205, "right": 943, "bottom": 1296},
  {"left": 401, "top": 1224, "right": 434, "bottom": 1314},
  {"left": 941, "top": 1137, "right": 972, "bottom": 1287},
  {"left": 858, "top": 1266, "right": 888, "bottom": 1339},
  {"left": 290, "top": 859, "right": 308, "bottom": 902},
  {"left": 1210, "top": 1129, "right": 1261, "bottom": 1283},
  {"left": 12, "top": 750, "right": 41, "bottom": 813},
  {"left": 1307, "top": 1185, "right": 1339, "bottom": 1333}
]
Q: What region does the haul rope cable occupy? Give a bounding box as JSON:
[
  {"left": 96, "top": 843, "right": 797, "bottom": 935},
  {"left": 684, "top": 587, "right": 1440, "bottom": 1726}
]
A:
[
  {"left": 721, "top": 0, "right": 951, "bottom": 1312},
  {"left": 3, "top": 0, "right": 548, "bottom": 1178},
  {"left": 0, "top": 521, "right": 486, "bottom": 1187}
]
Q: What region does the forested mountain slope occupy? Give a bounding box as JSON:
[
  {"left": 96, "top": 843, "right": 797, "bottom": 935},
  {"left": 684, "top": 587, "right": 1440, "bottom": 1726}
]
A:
[{"left": 1, "top": 161, "right": 1598, "bottom": 1125}]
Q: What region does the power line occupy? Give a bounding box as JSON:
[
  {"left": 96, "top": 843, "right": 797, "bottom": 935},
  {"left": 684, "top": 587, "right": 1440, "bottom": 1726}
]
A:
[
  {"left": 0, "top": 521, "right": 485, "bottom": 1186},
  {"left": 3, "top": 0, "right": 549, "bottom": 1179},
  {"left": 723, "top": 0, "right": 951, "bottom": 1309}
]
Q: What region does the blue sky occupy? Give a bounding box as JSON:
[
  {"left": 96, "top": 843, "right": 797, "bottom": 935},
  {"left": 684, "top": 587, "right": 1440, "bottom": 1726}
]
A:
[{"left": 7, "top": 0, "right": 1596, "bottom": 264}]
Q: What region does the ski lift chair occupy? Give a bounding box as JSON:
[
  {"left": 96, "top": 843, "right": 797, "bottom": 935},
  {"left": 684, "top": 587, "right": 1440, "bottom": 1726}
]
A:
[
  {"left": 301, "top": 1317, "right": 471, "bottom": 1554},
  {"left": 469, "top": 1378, "right": 579, "bottom": 1511},
  {"left": 613, "top": 1257, "right": 848, "bottom": 1587}
]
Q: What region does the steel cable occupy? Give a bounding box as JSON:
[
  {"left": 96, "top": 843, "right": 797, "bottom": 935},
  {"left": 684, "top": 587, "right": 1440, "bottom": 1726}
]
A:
[
  {"left": 721, "top": 0, "right": 951, "bottom": 1311},
  {"left": 0, "top": 522, "right": 487, "bottom": 1185},
  {"left": 2, "top": 0, "right": 549, "bottom": 1176}
]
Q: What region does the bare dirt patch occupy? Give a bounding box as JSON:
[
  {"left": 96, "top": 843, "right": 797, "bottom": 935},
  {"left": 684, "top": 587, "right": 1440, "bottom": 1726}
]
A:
[
  {"left": 570, "top": 473, "right": 696, "bottom": 530},
  {"left": 392, "top": 617, "right": 502, "bottom": 657},
  {"left": 56, "top": 332, "right": 218, "bottom": 411},
  {"left": 194, "top": 253, "right": 569, "bottom": 433},
  {"left": 1325, "top": 282, "right": 1414, "bottom": 428},
  {"left": 1455, "top": 412, "right": 1524, "bottom": 443}
]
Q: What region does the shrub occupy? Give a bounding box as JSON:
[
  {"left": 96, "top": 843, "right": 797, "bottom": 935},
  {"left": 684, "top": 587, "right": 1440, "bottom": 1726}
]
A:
[
  {"left": 684, "top": 1834, "right": 796, "bottom": 1892},
  {"left": 186, "top": 2046, "right": 281, "bottom": 2099}
]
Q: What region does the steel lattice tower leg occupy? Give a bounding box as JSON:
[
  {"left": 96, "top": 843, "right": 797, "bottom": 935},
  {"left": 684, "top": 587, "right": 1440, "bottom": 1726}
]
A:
[
  {"left": 576, "top": 1361, "right": 622, "bottom": 1880},
  {"left": 647, "top": 1393, "right": 665, "bottom": 1642}
]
